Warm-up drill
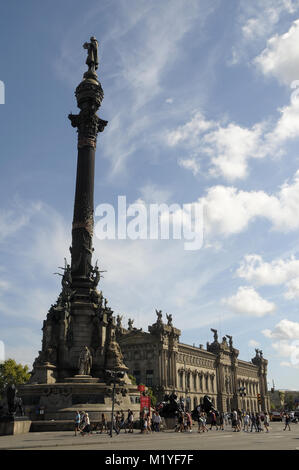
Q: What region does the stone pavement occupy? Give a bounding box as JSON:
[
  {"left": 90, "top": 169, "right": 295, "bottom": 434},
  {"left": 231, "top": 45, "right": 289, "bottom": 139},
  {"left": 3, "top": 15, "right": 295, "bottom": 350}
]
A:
[{"left": 0, "top": 422, "right": 299, "bottom": 450}]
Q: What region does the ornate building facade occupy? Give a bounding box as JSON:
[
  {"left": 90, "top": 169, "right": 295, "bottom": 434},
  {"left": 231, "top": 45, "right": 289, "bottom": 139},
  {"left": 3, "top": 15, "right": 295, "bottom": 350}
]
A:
[{"left": 116, "top": 311, "right": 270, "bottom": 413}]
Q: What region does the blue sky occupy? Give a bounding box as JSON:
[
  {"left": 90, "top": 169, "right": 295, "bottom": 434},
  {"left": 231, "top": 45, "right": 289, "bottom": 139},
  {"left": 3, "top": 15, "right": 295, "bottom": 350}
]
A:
[{"left": 1, "top": 0, "right": 299, "bottom": 390}]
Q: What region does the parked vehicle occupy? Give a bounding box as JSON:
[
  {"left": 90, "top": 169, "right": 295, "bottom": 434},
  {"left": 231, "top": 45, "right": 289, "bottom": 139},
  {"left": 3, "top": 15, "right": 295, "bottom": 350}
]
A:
[
  {"left": 291, "top": 411, "right": 299, "bottom": 423},
  {"left": 270, "top": 411, "right": 282, "bottom": 422}
]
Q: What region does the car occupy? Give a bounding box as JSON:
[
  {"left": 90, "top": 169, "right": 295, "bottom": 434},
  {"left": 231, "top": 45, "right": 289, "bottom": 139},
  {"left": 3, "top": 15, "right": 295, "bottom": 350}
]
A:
[
  {"left": 291, "top": 411, "right": 299, "bottom": 423},
  {"left": 270, "top": 411, "right": 282, "bottom": 422}
]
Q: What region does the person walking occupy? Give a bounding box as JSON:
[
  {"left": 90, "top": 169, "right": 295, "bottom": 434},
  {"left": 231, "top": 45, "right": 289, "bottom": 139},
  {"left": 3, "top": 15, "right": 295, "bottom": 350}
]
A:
[
  {"left": 176, "top": 411, "right": 185, "bottom": 432},
  {"left": 283, "top": 413, "right": 291, "bottom": 431},
  {"left": 250, "top": 412, "right": 257, "bottom": 432},
  {"left": 74, "top": 410, "right": 81, "bottom": 436},
  {"left": 256, "top": 413, "right": 262, "bottom": 432},
  {"left": 232, "top": 409, "right": 238, "bottom": 432},
  {"left": 147, "top": 413, "right": 153, "bottom": 433},
  {"left": 111, "top": 414, "right": 120, "bottom": 435},
  {"left": 81, "top": 412, "right": 92, "bottom": 436},
  {"left": 152, "top": 411, "right": 161, "bottom": 432},
  {"left": 127, "top": 409, "right": 134, "bottom": 433},
  {"left": 209, "top": 410, "right": 218, "bottom": 431},
  {"left": 96, "top": 413, "right": 106, "bottom": 434},
  {"left": 243, "top": 412, "right": 250, "bottom": 432},
  {"left": 143, "top": 415, "right": 149, "bottom": 434},
  {"left": 201, "top": 412, "right": 209, "bottom": 432},
  {"left": 79, "top": 411, "right": 86, "bottom": 434},
  {"left": 219, "top": 412, "right": 224, "bottom": 431},
  {"left": 186, "top": 411, "right": 193, "bottom": 432},
  {"left": 263, "top": 412, "right": 270, "bottom": 432},
  {"left": 118, "top": 410, "right": 125, "bottom": 433}
]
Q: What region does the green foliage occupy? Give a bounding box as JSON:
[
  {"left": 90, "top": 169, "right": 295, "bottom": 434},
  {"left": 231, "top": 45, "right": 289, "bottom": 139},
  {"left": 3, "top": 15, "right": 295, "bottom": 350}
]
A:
[
  {"left": 284, "top": 394, "right": 294, "bottom": 410},
  {"left": 128, "top": 374, "right": 137, "bottom": 385},
  {"left": 0, "top": 359, "right": 31, "bottom": 398},
  {"left": 146, "top": 387, "right": 157, "bottom": 407}
]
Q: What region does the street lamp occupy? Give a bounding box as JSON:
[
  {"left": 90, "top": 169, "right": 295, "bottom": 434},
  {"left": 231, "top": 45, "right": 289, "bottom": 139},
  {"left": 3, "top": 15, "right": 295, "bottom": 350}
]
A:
[{"left": 105, "top": 369, "right": 125, "bottom": 438}]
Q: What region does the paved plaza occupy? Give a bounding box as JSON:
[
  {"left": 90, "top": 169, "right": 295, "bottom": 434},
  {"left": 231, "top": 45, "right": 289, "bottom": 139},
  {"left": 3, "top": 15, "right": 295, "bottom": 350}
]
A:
[{"left": 0, "top": 422, "right": 299, "bottom": 450}]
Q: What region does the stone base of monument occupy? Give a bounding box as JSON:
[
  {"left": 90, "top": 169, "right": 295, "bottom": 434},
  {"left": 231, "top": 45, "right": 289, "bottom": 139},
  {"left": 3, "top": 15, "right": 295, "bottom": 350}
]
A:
[
  {"left": 64, "top": 375, "right": 100, "bottom": 384},
  {"left": 18, "top": 381, "right": 141, "bottom": 430},
  {"left": 163, "top": 417, "right": 177, "bottom": 430},
  {"left": 0, "top": 416, "right": 32, "bottom": 436}
]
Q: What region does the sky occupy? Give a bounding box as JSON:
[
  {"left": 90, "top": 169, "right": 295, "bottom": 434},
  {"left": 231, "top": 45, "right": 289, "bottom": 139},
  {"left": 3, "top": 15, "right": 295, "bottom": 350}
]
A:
[{"left": 1, "top": 0, "right": 299, "bottom": 390}]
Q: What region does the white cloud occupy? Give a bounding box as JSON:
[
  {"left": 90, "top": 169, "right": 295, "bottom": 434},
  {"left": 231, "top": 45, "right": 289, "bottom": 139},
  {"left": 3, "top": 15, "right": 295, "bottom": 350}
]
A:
[
  {"left": 222, "top": 286, "right": 276, "bottom": 317},
  {"left": 242, "top": 1, "right": 299, "bottom": 41},
  {"left": 198, "top": 169, "right": 299, "bottom": 237},
  {"left": 262, "top": 318, "right": 299, "bottom": 339},
  {"left": 178, "top": 157, "right": 200, "bottom": 176},
  {"left": 248, "top": 339, "right": 260, "bottom": 347},
  {"left": 139, "top": 183, "right": 172, "bottom": 204},
  {"left": 263, "top": 320, "right": 299, "bottom": 368},
  {"left": 237, "top": 254, "right": 299, "bottom": 285},
  {"left": 166, "top": 112, "right": 267, "bottom": 181},
  {"left": 229, "top": 1, "right": 299, "bottom": 65},
  {"left": 167, "top": 111, "right": 216, "bottom": 147},
  {"left": 205, "top": 123, "right": 266, "bottom": 181},
  {"left": 255, "top": 18, "right": 299, "bottom": 85},
  {"left": 166, "top": 93, "right": 299, "bottom": 181},
  {"left": 165, "top": 104, "right": 299, "bottom": 181},
  {"left": 0, "top": 201, "right": 43, "bottom": 242},
  {"left": 284, "top": 276, "right": 299, "bottom": 298},
  {"left": 237, "top": 253, "right": 299, "bottom": 299}
]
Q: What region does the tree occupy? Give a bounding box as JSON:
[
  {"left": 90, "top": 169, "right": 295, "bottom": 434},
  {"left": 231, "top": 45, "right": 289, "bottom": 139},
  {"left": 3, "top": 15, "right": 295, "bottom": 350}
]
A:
[
  {"left": 128, "top": 374, "right": 137, "bottom": 385},
  {"left": 146, "top": 387, "right": 157, "bottom": 408},
  {"left": 284, "top": 394, "right": 294, "bottom": 411},
  {"left": 0, "top": 359, "right": 30, "bottom": 399}
]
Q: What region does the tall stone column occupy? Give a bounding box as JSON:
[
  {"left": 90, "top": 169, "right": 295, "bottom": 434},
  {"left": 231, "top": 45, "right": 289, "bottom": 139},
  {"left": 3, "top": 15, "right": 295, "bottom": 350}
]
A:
[{"left": 69, "top": 46, "right": 107, "bottom": 283}]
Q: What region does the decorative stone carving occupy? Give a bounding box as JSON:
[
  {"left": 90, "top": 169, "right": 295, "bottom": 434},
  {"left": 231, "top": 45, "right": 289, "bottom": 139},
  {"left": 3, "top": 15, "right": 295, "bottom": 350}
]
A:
[
  {"left": 128, "top": 318, "right": 134, "bottom": 331},
  {"left": 78, "top": 346, "right": 92, "bottom": 375},
  {"left": 155, "top": 309, "right": 163, "bottom": 325},
  {"left": 166, "top": 313, "right": 173, "bottom": 326}
]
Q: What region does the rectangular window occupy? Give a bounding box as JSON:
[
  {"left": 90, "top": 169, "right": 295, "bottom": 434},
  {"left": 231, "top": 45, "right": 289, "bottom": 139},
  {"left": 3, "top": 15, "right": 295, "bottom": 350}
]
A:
[
  {"left": 146, "top": 369, "right": 153, "bottom": 387},
  {"left": 133, "top": 370, "right": 141, "bottom": 384},
  {"left": 180, "top": 373, "right": 183, "bottom": 389}
]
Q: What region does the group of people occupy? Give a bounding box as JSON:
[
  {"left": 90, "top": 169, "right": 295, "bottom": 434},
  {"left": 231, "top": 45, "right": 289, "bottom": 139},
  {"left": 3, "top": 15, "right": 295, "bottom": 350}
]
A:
[
  {"left": 176, "top": 409, "right": 273, "bottom": 434},
  {"left": 74, "top": 410, "right": 91, "bottom": 436},
  {"left": 74, "top": 407, "right": 294, "bottom": 436},
  {"left": 229, "top": 410, "right": 270, "bottom": 432},
  {"left": 140, "top": 410, "right": 162, "bottom": 433},
  {"left": 74, "top": 409, "right": 135, "bottom": 436}
]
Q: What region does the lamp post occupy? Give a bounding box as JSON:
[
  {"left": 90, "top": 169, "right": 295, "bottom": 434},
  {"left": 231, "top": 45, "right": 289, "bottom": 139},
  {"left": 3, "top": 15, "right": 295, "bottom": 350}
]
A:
[{"left": 105, "top": 370, "right": 125, "bottom": 438}]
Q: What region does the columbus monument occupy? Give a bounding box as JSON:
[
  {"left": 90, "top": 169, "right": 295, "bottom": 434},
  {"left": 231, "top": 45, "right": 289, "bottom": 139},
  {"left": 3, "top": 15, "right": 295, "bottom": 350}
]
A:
[{"left": 19, "top": 38, "right": 139, "bottom": 423}]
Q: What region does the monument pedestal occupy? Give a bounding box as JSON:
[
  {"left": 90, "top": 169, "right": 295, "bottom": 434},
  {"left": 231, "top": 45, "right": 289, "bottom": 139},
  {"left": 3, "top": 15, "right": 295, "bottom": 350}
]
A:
[
  {"left": 0, "top": 416, "right": 31, "bottom": 436},
  {"left": 64, "top": 375, "right": 99, "bottom": 384}
]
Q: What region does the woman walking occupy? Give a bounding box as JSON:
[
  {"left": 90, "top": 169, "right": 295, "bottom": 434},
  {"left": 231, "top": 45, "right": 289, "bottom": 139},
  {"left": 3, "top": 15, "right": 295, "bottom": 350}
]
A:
[
  {"left": 283, "top": 413, "right": 291, "bottom": 431},
  {"left": 264, "top": 412, "right": 270, "bottom": 432},
  {"left": 209, "top": 410, "right": 218, "bottom": 431},
  {"left": 243, "top": 412, "right": 250, "bottom": 432},
  {"left": 127, "top": 409, "right": 134, "bottom": 433},
  {"left": 219, "top": 412, "right": 224, "bottom": 431},
  {"left": 81, "top": 412, "right": 92, "bottom": 436}
]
